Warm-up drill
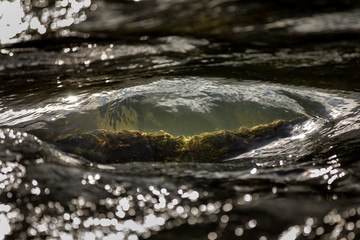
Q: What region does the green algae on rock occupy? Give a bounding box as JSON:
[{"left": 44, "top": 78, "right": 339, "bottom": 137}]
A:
[{"left": 55, "top": 117, "right": 307, "bottom": 164}]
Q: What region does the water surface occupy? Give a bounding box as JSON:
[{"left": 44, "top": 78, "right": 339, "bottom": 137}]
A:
[{"left": 1, "top": 0, "right": 360, "bottom": 239}]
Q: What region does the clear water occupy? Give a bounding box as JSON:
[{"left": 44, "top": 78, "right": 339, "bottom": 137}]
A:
[{"left": 1, "top": 0, "right": 360, "bottom": 239}]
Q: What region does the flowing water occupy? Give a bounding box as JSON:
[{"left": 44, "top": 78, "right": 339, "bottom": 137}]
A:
[{"left": 1, "top": 0, "right": 360, "bottom": 239}]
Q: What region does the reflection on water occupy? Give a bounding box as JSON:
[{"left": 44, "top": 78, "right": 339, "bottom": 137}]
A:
[
  {"left": 1, "top": 77, "right": 356, "bottom": 139},
  {"left": 97, "top": 79, "right": 306, "bottom": 136},
  {"left": 265, "top": 9, "right": 360, "bottom": 33},
  {"left": 0, "top": 36, "right": 209, "bottom": 70},
  {"left": 1, "top": 0, "right": 360, "bottom": 239}
]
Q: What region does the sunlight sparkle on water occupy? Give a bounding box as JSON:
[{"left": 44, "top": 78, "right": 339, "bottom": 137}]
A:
[
  {"left": 291, "top": 119, "right": 317, "bottom": 140},
  {"left": 279, "top": 225, "right": 302, "bottom": 240},
  {"left": 62, "top": 96, "right": 79, "bottom": 103},
  {"left": 0, "top": 214, "right": 11, "bottom": 240},
  {"left": 0, "top": 0, "right": 28, "bottom": 44},
  {"left": 0, "top": 0, "right": 91, "bottom": 45}
]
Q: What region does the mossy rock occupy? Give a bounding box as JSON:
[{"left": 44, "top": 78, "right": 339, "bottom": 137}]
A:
[{"left": 55, "top": 117, "right": 306, "bottom": 163}]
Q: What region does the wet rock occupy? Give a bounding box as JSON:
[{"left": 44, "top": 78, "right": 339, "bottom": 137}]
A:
[{"left": 55, "top": 117, "right": 306, "bottom": 163}]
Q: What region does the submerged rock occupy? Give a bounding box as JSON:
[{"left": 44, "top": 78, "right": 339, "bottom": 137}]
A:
[{"left": 55, "top": 117, "right": 306, "bottom": 163}]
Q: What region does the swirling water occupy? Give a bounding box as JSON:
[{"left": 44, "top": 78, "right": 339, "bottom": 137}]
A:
[{"left": 1, "top": 0, "right": 360, "bottom": 239}]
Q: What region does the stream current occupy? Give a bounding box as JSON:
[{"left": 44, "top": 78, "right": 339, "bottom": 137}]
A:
[{"left": 1, "top": 0, "right": 360, "bottom": 239}]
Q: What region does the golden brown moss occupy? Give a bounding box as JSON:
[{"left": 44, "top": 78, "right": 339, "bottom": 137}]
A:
[{"left": 55, "top": 117, "right": 306, "bottom": 163}]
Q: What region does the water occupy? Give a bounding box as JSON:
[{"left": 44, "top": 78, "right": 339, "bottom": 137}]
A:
[{"left": 1, "top": 0, "right": 360, "bottom": 239}]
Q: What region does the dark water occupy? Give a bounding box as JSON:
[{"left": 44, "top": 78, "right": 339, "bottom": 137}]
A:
[{"left": 1, "top": 0, "right": 360, "bottom": 239}]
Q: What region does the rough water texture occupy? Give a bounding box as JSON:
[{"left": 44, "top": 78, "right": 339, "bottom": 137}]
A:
[{"left": 1, "top": 0, "right": 360, "bottom": 240}]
